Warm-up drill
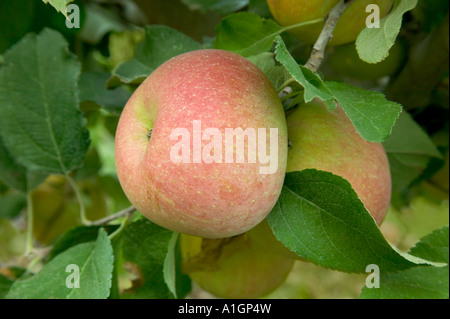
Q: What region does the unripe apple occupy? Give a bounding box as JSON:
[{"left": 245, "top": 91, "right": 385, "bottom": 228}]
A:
[
  {"left": 328, "top": 41, "right": 406, "bottom": 80},
  {"left": 180, "top": 233, "right": 294, "bottom": 299},
  {"left": 115, "top": 49, "right": 288, "bottom": 238},
  {"left": 287, "top": 101, "right": 392, "bottom": 225},
  {"left": 266, "top": 0, "right": 394, "bottom": 46},
  {"left": 246, "top": 219, "right": 300, "bottom": 260}
]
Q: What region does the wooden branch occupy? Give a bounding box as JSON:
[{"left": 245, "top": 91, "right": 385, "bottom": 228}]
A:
[{"left": 305, "top": 0, "right": 355, "bottom": 72}]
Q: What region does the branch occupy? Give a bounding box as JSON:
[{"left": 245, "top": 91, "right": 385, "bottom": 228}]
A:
[
  {"left": 305, "top": 0, "right": 355, "bottom": 72},
  {"left": 87, "top": 206, "right": 137, "bottom": 226}
]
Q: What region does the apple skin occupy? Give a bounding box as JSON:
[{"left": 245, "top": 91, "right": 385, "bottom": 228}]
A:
[
  {"left": 246, "top": 218, "right": 300, "bottom": 260},
  {"left": 266, "top": 0, "right": 394, "bottom": 46},
  {"left": 329, "top": 41, "right": 406, "bottom": 80},
  {"left": 180, "top": 233, "right": 294, "bottom": 299},
  {"left": 286, "top": 101, "right": 392, "bottom": 225},
  {"left": 115, "top": 49, "right": 288, "bottom": 238}
]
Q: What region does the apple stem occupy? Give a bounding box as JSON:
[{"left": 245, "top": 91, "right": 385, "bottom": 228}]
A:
[
  {"left": 305, "top": 0, "right": 355, "bottom": 72},
  {"left": 108, "top": 210, "right": 134, "bottom": 240},
  {"left": 147, "top": 128, "right": 153, "bottom": 140},
  {"left": 89, "top": 206, "right": 137, "bottom": 226},
  {"left": 65, "top": 173, "right": 90, "bottom": 226},
  {"left": 25, "top": 191, "right": 34, "bottom": 255}
]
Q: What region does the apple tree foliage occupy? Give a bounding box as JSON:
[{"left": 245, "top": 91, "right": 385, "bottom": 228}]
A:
[{"left": 0, "top": 0, "right": 448, "bottom": 299}]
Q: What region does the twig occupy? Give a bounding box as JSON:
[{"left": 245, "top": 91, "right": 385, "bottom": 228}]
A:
[
  {"left": 305, "top": 0, "right": 355, "bottom": 72},
  {"left": 87, "top": 206, "right": 137, "bottom": 226},
  {"left": 65, "top": 173, "right": 89, "bottom": 225}
]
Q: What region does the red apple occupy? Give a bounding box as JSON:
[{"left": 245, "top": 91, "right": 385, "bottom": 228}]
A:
[
  {"left": 115, "top": 49, "right": 288, "bottom": 238},
  {"left": 267, "top": 0, "right": 394, "bottom": 46},
  {"left": 286, "top": 101, "right": 392, "bottom": 224}
]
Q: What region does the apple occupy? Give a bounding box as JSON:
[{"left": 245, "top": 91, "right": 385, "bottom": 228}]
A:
[
  {"left": 246, "top": 218, "right": 300, "bottom": 260},
  {"left": 328, "top": 41, "right": 406, "bottom": 80},
  {"left": 266, "top": 0, "right": 394, "bottom": 46},
  {"left": 286, "top": 101, "right": 392, "bottom": 225},
  {"left": 115, "top": 49, "right": 288, "bottom": 238},
  {"left": 180, "top": 233, "right": 294, "bottom": 299}
]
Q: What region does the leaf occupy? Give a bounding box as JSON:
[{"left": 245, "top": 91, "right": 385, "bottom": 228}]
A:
[
  {"left": 121, "top": 219, "right": 190, "bottom": 299},
  {"left": 0, "top": 28, "right": 90, "bottom": 175},
  {"left": 246, "top": 52, "right": 290, "bottom": 90},
  {"left": 0, "top": 192, "right": 26, "bottom": 219},
  {"left": 408, "top": 226, "right": 449, "bottom": 264},
  {"left": 248, "top": 0, "right": 272, "bottom": 18},
  {"left": 246, "top": 52, "right": 276, "bottom": 74},
  {"left": 266, "top": 170, "right": 419, "bottom": 273},
  {"left": 0, "top": 0, "right": 36, "bottom": 53},
  {"left": 0, "top": 136, "right": 47, "bottom": 193},
  {"left": 383, "top": 111, "right": 442, "bottom": 191},
  {"left": 326, "top": 81, "right": 403, "bottom": 143},
  {"left": 0, "top": 136, "right": 46, "bottom": 193},
  {"left": 48, "top": 225, "right": 119, "bottom": 261},
  {"left": 42, "top": 0, "right": 75, "bottom": 17},
  {"left": 79, "top": 2, "right": 127, "bottom": 45},
  {"left": 274, "top": 36, "right": 334, "bottom": 106},
  {"left": 361, "top": 265, "right": 449, "bottom": 299},
  {"left": 361, "top": 227, "right": 449, "bottom": 299},
  {"left": 163, "top": 232, "right": 179, "bottom": 298},
  {"left": 213, "top": 12, "right": 282, "bottom": 57},
  {"left": 356, "top": 0, "right": 419, "bottom": 63},
  {"left": 6, "top": 228, "right": 114, "bottom": 299},
  {"left": 111, "top": 25, "right": 202, "bottom": 85},
  {"left": 0, "top": 274, "right": 14, "bottom": 299},
  {"left": 181, "top": 0, "right": 249, "bottom": 14},
  {"left": 79, "top": 71, "right": 131, "bottom": 114}
]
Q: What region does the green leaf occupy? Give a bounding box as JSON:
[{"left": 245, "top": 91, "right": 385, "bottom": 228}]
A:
[
  {"left": 0, "top": 28, "right": 90, "bottom": 175},
  {"left": 361, "top": 227, "right": 449, "bottom": 299},
  {"left": 246, "top": 52, "right": 276, "bottom": 74},
  {"left": 356, "top": 0, "right": 418, "bottom": 63},
  {"left": 0, "top": 136, "right": 47, "bottom": 193},
  {"left": 267, "top": 170, "right": 418, "bottom": 273},
  {"left": 361, "top": 265, "right": 449, "bottom": 299},
  {"left": 0, "top": 192, "right": 26, "bottom": 219},
  {"left": 213, "top": 12, "right": 282, "bottom": 57},
  {"left": 42, "top": 0, "right": 75, "bottom": 17},
  {"left": 48, "top": 225, "right": 119, "bottom": 261},
  {"left": 383, "top": 111, "right": 442, "bottom": 191},
  {"left": 181, "top": 0, "right": 249, "bottom": 14},
  {"left": 248, "top": 0, "right": 272, "bottom": 18},
  {"left": 408, "top": 226, "right": 449, "bottom": 264},
  {"left": 326, "top": 81, "right": 403, "bottom": 143},
  {"left": 120, "top": 219, "right": 177, "bottom": 299},
  {"left": 79, "top": 71, "right": 131, "bottom": 114},
  {"left": 0, "top": 0, "right": 36, "bottom": 53},
  {"left": 111, "top": 25, "right": 202, "bottom": 85},
  {"left": 274, "top": 36, "right": 334, "bottom": 106},
  {"left": 79, "top": 2, "right": 127, "bottom": 45},
  {"left": 163, "top": 232, "right": 179, "bottom": 298},
  {"left": 246, "top": 52, "right": 289, "bottom": 90},
  {"left": 0, "top": 274, "right": 14, "bottom": 299},
  {"left": 6, "top": 228, "right": 114, "bottom": 299}
]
